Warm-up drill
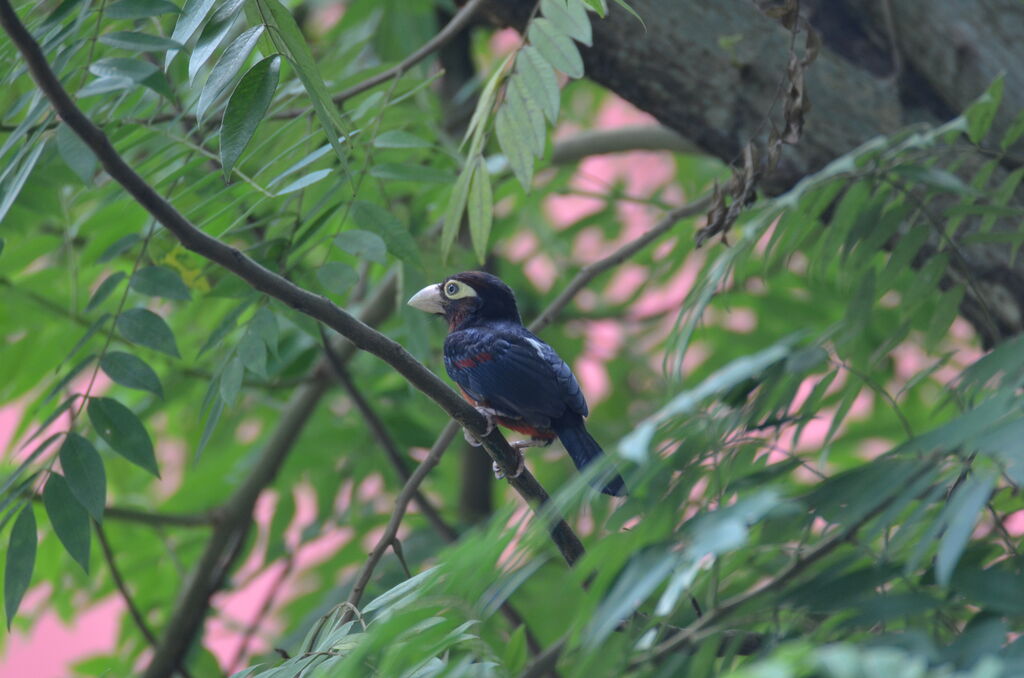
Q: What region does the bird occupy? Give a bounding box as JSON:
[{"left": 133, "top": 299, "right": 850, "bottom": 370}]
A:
[{"left": 407, "top": 271, "right": 626, "bottom": 496}]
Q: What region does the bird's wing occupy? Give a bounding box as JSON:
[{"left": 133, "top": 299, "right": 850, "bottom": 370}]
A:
[{"left": 444, "top": 326, "right": 588, "bottom": 427}]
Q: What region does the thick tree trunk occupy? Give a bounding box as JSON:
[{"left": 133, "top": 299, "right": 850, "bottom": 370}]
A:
[{"left": 482, "top": 0, "right": 1024, "bottom": 345}]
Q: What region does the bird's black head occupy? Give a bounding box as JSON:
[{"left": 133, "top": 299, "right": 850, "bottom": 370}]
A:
[{"left": 408, "top": 271, "right": 522, "bottom": 330}]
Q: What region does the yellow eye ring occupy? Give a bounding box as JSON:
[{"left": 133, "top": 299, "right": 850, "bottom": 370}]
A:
[{"left": 443, "top": 280, "right": 477, "bottom": 300}]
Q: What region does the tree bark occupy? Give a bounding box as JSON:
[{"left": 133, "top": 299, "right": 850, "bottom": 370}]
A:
[{"left": 482, "top": 0, "right": 1024, "bottom": 345}]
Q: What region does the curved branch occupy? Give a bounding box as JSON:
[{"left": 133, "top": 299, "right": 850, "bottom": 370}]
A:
[
  {"left": 272, "top": 0, "right": 486, "bottom": 120},
  {"left": 549, "top": 125, "right": 702, "bottom": 165},
  {"left": 530, "top": 196, "right": 712, "bottom": 333}
]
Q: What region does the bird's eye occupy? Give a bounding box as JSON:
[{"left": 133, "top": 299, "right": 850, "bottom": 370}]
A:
[{"left": 445, "top": 282, "right": 459, "bottom": 296}]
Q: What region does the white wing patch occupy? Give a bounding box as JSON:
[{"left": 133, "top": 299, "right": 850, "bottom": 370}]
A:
[{"left": 525, "top": 337, "right": 547, "bottom": 360}]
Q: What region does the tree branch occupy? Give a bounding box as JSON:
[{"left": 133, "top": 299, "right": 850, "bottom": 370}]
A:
[
  {"left": 272, "top": 0, "right": 486, "bottom": 120},
  {"left": 319, "top": 329, "right": 458, "bottom": 543},
  {"left": 549, "top": 125, "right": 702, "bottom": 165},
  {"left": 1, "top": 0, "right": 586, "bottom": 564},
  {"left": 96, "top": 522, "right": 194, "bottom": 678},
  {"left": 336, "top": 422, "right": 460, "bottom": 626},
  {"left": 529, "top": 195, "right": 712, "bottom": 333}
]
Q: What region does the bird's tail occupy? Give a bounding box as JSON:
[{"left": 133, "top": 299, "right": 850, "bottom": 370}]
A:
[{"left": 553, "top": 419, "right": 627, "bottom": 497}]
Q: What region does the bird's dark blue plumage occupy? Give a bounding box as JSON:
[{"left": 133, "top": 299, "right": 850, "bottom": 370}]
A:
[{"left": 410, "top": 271, "right": 626, "bottom": 496}]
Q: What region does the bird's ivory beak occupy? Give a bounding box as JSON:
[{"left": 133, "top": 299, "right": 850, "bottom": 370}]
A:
[{"left": 407, "top": 283, "right": 444, "bottom": 314}]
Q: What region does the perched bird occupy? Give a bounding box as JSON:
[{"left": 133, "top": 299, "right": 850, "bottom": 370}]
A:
[{"left": 407, "top": 271, "right": 626, "bottom": 496}]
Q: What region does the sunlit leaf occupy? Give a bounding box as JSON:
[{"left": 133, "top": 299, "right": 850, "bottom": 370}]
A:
[
  {"left": 198, "top": 25, "right": 266, "bottom": 124},
  {"left": 98, "top": 31, "right": 183, "bottom": 52}
]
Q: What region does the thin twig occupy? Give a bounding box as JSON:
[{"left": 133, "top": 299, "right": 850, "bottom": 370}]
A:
[
  {"left": 338, "top": 422, "right": 460, "bottom": 625},
  {"left": 0, "top": 0, "right": 585, "bottom": 570},
  {"left": 272, "top": 0, "right": 486, "bottom": 120},
  {"left": 319, "top": 328, "right": 458, "bottom": 542},
  {"left": 530, "top": 195, "right": 712, "bottom": 333},
  {"left": 96, "top": 522, "right": 194, "bottom": 678},
  {"left": 228, "top": 552, "right": 296, "bottom": 673}
]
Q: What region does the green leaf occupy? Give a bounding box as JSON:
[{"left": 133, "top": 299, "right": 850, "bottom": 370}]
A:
[
  {"left": 0, "top": 138, "right": 46, "bottom": 225},
  {"left": 467, "top": 159, "right": 493, "bottom": 264},
  {"left": 317, "top": 261, "right": 359, "bottom": 296},
  {"left": 368, "top": 163, "right": 455, "bottom": 184},
  {"left": 581, "top": 0, "right": 606, "bottom": 16},
  {"left": 88, "top": 397, "right": 159, "bottom": 477},
  {"left": 170, "top": 0, "right": 217, "bottom": 46},
  {"left": 462, "top": 54, "right": 513, "bottom": 151},
  {"left": 56, "top": 123, "right": 97, "bottom": 184},
  {"left": 88, "top": 56, "right": 156, "bottom": 82},
  {"left": 42, "top": 474, "right": 91, "bottom": 574},
  {"left": 507, "top": 75, "right": 547, "bottom": 157},
  {"left": 585, "top": 546, "right": 677, "bottom": 647},
  {"left": 274, "top": 169, "right": 332, "bottom": 196},
  {"left": 1001, "top": 108, "right": 1024, "bottom": 151},
  {"left": 528, "top": 18, "right": 584, "bottom": 79},
  {"left": 350, "top": 201, "right": 420, "bottom": 266},
  {"left": 516, "top": 47, "right": 560, "bottom": 123},
  {"left": 98, "top": 233, "right": 140, "bottom": 262},
  {"left": 374, "top": 130, "right": 432, "bottom": 149},
  {"left": 442, "top": 165, "right": 473, "bottom": 262},
  {"left": 117, "top": 308, "right": 180, "bottom": 357},
  {"left": 98, "top": 31, "right": 184, "bottom": 52},
  {"left": 249, "top": 307, "right": 279, "bottom": 356},
  {"left": 130, "top": 265, "right": 192, "bottom": 301},
  {"left": 541, "top": 0, "right": 593, "bottom": 46},
  {"left": 106, "top": 0, "right": 179, "bottom": 20},
  {"left": 496, "top": 106, "right": 535, "bottom": 191},
  {"left": 256, "top": 0, "right": 351, "bottom": 168},
  {"left": 189, "top": 0, "right": 246, "bottom": 83},
  {"left": 197, "top": 25, "right": 266, "bottom": 124},
  {"left": 965, "top": 74, "right": 1004, "bottom": 144},
  {"left": 100, "top": 351, "right": 164, "bottom": 398},
  {"left": 334, "top": 230, "right": 387, "bottom": 264},
  {"left": 4, "top": 505, "right": 36, "bottom": 629},
  {"left": 237, "top": 330, "right": 267, "bottom": 377},
  {"left": 935, "top": 470, "right": 996, "bottom": 586},
  {"left": 220, "top": 55, "right": 281, "bottom": 179},
  {"left": 58, "top": 433, "right": 106, "bottom": 523},
  {"left": 77, "top": 76, "right": 135, "bottom": 98},
  {"left": 196, "top": 396, "right": 224, "bottom": 461},
  {"left": 85, "top": 272, "right": 125, "bottom": 312},
  {"left": 219, "top": 356, "right": 244, "bottom": 406},
  {"left": 891, "top": 165, "right": 974, "bottom": 196}
]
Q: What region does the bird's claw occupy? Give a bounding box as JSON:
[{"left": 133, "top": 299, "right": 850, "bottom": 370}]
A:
[
  {"left": 463, "top": 407, "right": 498, "bottom": 447},
  {"left": 492, "top": 451, "right": 525, "bottom": 480}
]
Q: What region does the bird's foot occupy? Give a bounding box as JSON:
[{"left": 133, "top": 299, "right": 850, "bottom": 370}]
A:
[
  {"left": 492, "top": 450, "right": 526, "bottom": 480},
  {"left": 463, "top": 407, "right": 499, "bottom": 447}
]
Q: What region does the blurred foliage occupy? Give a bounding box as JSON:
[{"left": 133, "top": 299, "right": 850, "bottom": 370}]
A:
[{"left": 1, "top": 1, "right": 1024, "bottom": 678}]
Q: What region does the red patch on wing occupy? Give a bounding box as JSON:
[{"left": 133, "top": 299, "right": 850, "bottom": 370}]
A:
[
  {"left": 454, "top": 352, "right": 493, "bottom": 369},
  {"left": 496, "top": 417, "right": 556, "bottom": 440}
]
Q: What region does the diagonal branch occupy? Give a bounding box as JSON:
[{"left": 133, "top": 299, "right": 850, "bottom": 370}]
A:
[
  {"left": 0, "top": 0, "right": 583, "bottom": 565},
  {"left": 529, "top": 196, "right": 712, "bottom": 333}
]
